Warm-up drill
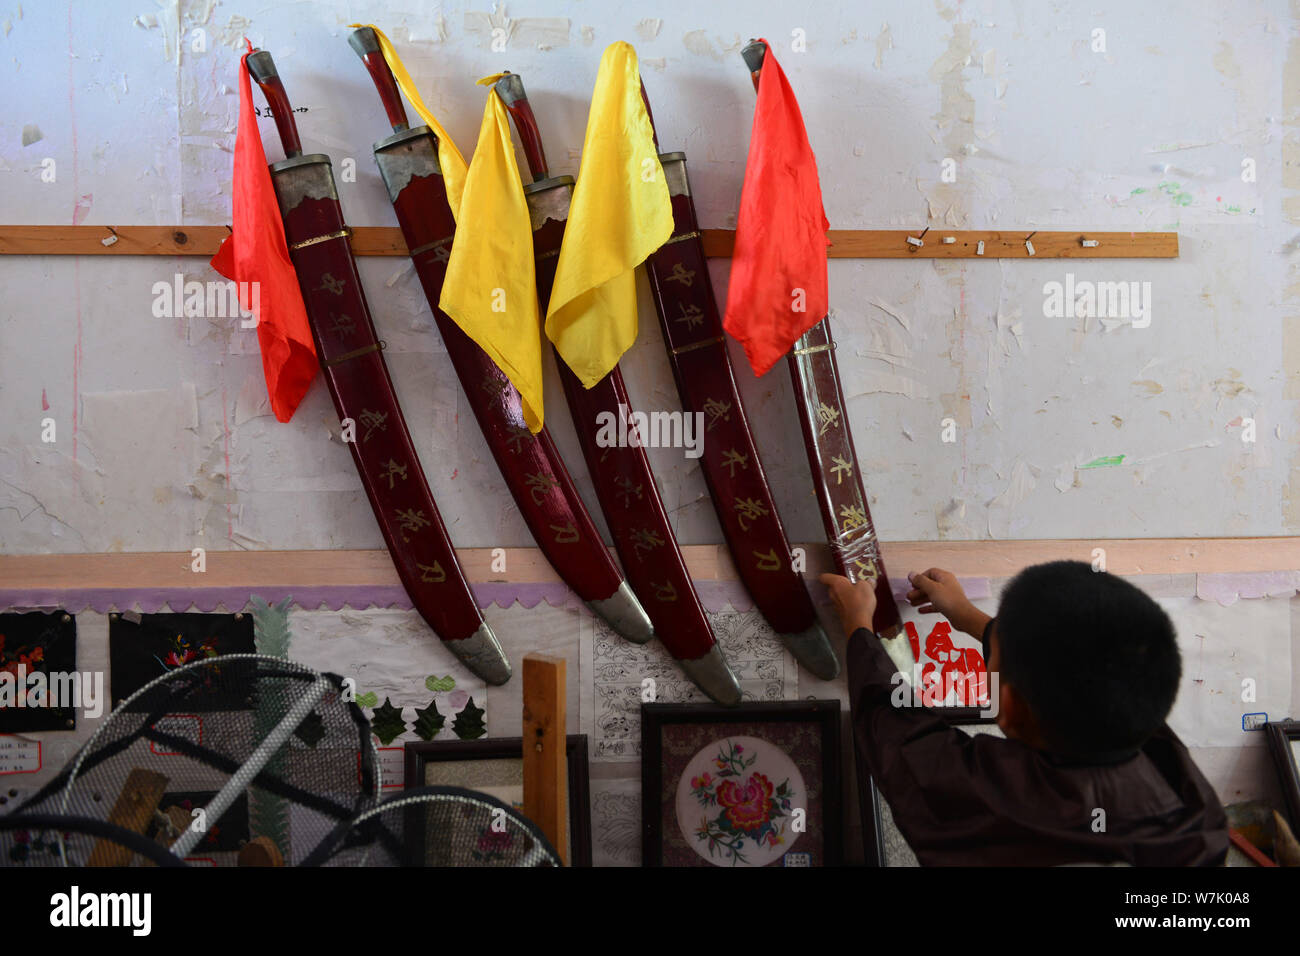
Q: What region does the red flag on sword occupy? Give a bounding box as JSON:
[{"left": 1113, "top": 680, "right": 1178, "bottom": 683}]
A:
[
  {"left": 210, "top": 41, "right": 317, "bottom": 422},
  {"left": 722, "top": 37, "right": 830, "bottom": 378}
]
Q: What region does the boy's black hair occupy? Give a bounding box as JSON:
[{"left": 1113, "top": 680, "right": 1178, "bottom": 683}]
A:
[{"left": 995, "top": 560, "right": 1181, "bottom": 757}]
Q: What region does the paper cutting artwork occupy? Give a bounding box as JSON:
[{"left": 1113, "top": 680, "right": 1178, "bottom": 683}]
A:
[{"left": 905, "top": 619, "right": 988, "bottom": 708}]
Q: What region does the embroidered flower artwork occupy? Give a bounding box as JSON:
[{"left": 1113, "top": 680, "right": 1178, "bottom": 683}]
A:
[{"left": 675, "top": 735, "right": 805, "bottom": 867}]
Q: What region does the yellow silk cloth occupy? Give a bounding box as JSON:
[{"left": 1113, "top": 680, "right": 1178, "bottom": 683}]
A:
[
  {"left": 439, "top": 76, "right": 544, "bottom": 432},
  {"left": 545, "top": 42, "right": 672, "bottom": 388}
]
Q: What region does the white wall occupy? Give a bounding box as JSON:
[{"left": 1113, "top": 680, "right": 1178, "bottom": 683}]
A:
[{"left": 2, "top": 0, "right": 1294, "bottom": 553}]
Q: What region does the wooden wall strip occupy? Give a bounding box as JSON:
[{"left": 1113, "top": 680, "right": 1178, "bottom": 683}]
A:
[
  {"left": 0, "top": 225, "right": 1178, "bottom": 259},
  {"left": 2, "top": 538, "right": 1295, "bottom": 592}
]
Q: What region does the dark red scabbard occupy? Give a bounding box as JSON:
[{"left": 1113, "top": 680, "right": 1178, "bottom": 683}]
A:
[
  {"left": 495, "top": 73, "right": 741, "bottom": 706},
  {"left": 346, "top": 28, "right": 652, "bottom": 646},
  {"left": 738, "top": 40, "right": 901, "bottom": 638},
  {"left": 642, "top": 135, "right": 839, "bottom": 679},
  {"left": 243, "top": 49, "right": 512, "bottom": 683}
]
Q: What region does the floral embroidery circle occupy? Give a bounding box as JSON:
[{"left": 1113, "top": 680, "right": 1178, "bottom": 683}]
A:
[{"left": 674, "top": 735, "right": 805, "bottom": 867}]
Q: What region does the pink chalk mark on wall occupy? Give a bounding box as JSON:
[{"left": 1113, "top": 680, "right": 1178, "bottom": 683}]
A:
[
  {"left": 41, "top": 389, "right": 49, "bottom": 411},
  {"left": 72, "top": 193, "right": 93, "bottom": 226}
]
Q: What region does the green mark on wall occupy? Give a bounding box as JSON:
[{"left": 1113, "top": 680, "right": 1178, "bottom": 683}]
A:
[
  {"left": 1081, "top": 454, "right": 1126, "bottom": 469},
  {"left": 1157, "top": 181, "right": 1193, "bottom": 207}
]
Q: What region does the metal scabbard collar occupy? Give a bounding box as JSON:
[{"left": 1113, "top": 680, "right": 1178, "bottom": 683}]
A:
[{"left": 657, "top": 152, "right": 690, "bottom": 198}]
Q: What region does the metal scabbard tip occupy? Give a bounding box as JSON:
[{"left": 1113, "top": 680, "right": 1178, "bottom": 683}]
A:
[
  {"left": 678, "top": 645, "right": 743, "bottom": 707},
  {"left": 348, "top": 27, "right": 381, "bottom": 57},
  {"left": 449, "top": 622, "right": 513, "bottom": 685},
  {"left": 780, "top": 622, "right": 841, "bottom": 681},
  {"left": 246, "top": 49, "right": 278, "bottom": 84},
  {"left": 740, "top": 40, "right": 766, "bottom": 72},
  {"left": 587, "top": 581, "right": 654, "bottom": 645}
]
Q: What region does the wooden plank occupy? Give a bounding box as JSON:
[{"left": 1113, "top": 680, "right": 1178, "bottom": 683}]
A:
[
  {"left": 705, "top": 229, "right": 1180, "bottom": 259},
  {"left": 521, "top": 653, "right": 567, "bottom": 865},
  {"left": 0, "top": 225, "right": 1178, "bottom": 259},
  {"left": 2, "top": 539, "right": 1299, "bottom": 592},
  {"left": 87, "top": 767, "right": 170, "bottom": 867}
]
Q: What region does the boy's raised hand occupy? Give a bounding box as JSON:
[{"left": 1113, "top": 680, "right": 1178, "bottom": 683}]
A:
[
  {"left": 907, "top": 568, "right": 989, "bottom": 637},
  {"left": 819, "top": 572, "right": 878, "bottom": 636}
]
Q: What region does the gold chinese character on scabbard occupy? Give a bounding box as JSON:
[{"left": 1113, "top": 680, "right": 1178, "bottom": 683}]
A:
[
  {"left": 418, "top": 561, "right": 447, "bottom": 584},
  {"left": 722, "top": 448, "right": 749, "bottom": 477},
  {"left": 396, "top": 508, "right": 431, "bottom": 541},
  {"left": 816, "top": 402, "right": 841, "bottom": 436},
  {"left": 525, "top": 471, "right": 559, "bottom": 505},
  {"left": 505, "top": 424, "right": 531, "bottom": 454},
  {"left": 631, "top": 527, "right": 664, "bottom": 558},
  {"left": 734, "top": 496, "right": 770, "bottom": 532},
  {"left": 838, "top": 503, "right": 867, "bottom": 531},
  {"left": 665, "top": 262, "right": 695, "bottom": 286},
  {"left": 830, "top": 455, "right": 852, "bottom": 484},
  {"left": 652, "top": 581, "right": 678, "bottom": 602},
  {"left": 676, "top": 302, "right": 704, "bottom": 329},
  {"left": 380, "top": 458, "right": 408, "bottom": 489},
  {"left": 358, "top": 409, "right": 389, "bottom": 442},
  {"left": 550, "top": 521, "right": 579, "bottom": 544},
  {"left": 615, "top": 475, "right": 644, "bottom": 507},
  {"left": 703, "top": 397, "right": 732, "bottom": 431}
]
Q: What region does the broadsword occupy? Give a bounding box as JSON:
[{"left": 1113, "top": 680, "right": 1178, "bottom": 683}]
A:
[
  {"left": 639, "top": 85, "right": 840, "bottom": 679},
  {"left": 738, "top": 40, "right": 902, "bottom": 639},
  {"left": 346, "top": 27, "right": 652, "bottom": 647},
  {"left": 495, "top": 72, "right": 742, "bottom": 706},
  {"left": 244, "top": 49, "right": 511, "bottom": 683}
]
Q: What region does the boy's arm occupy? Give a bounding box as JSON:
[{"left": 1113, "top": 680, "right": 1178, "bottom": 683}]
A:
[
  {"left": 824, "top": 570, "right": 1011, "bottom": 861},
  {"left": 846, "top": 626, "right": 1008, "bottom": 863}
]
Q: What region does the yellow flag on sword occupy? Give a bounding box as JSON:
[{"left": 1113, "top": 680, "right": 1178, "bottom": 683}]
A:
[
  {"left": 439, "top": 75, "right": 544, "bottom": 432},
  {"left": 348, "top": 23, "right": 470, "bottom": 217},
  {"left": 545, "top": 42, "right": 673, "bottom": 388}
]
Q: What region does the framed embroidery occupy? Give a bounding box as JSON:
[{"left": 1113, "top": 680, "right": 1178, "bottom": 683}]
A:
[
  {"left": 641, "top": 700, "right": 842, "bottom": 867},
  {"left": 404, "top": 735, "right": 592, "bottom": 866},
  {"left": 0, "top": 610, "right": 78, "bottom": 733},
  {"left": 109, "top": 612, "right": 255, "bottom": 711}
]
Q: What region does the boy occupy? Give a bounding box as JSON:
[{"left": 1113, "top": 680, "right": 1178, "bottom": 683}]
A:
[{"left": 821, "top": 561, "right": 1229, "bottom": 866}]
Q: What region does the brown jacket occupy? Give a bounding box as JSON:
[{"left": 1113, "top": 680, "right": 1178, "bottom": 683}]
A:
[{"left": 848, "top": 628, "right": 1229, "bottom": 866}]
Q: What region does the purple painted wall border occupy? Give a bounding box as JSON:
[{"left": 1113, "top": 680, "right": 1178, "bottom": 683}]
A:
[{"left": 1, "top": 571, "right": 1288, "bottom": 617}]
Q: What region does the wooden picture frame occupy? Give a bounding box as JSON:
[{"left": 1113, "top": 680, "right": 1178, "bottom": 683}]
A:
[
  {"left": 856, "top": 768, "right": 887, "bottom": 867},
  {"left": 404, "top": 736, "right": 591, "bottom": 866},
  {"left": 641, "top": 700, "right": 842, "bottom": 867},
  {"left": 1265, "top": 719, "right": 1300, "bottom": 833}
]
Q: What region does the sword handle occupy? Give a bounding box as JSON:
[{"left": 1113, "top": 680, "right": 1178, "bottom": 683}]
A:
[
  {"left": 348, "top": 27, "right": 410, "bottom": 133},
  {"left": 493, "top": 73, "right": 550, "bottom": 181},
  {"left": 245, "top": 49, "right": 303, "bottom": 159},
  {"left": 740, "top": 38, "right": 766, "bottom": 92}
]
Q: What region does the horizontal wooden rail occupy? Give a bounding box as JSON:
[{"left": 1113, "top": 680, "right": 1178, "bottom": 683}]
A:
[
  {"left": 0, "top": 538, "right": 1291, "bottom": 592},
  {"left": 0, "top": 226, "right": 1178, "bottom": 259}
]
